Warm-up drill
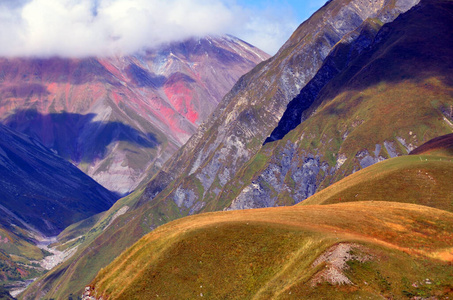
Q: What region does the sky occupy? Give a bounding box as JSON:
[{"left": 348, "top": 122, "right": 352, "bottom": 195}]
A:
[{"left": 0, "top": 0, "right": 327, "bottom": 58}]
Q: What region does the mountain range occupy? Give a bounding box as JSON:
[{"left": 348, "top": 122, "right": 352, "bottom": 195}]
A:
[
  {"left": 0, "top": 35, "right": 268, "bottom": 195},
  {"left": 3, "top": 0, "right": 453, "bottom": 298},
  {"left": 136, "top": 0, "right": 424, "bottom": 217}
]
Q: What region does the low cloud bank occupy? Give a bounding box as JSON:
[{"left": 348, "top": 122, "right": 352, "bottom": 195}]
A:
[{"left": 0, "top": 0, "right": 299, "bottom": 57}]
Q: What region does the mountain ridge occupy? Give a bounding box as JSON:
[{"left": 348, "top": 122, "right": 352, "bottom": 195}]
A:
[
  {"left": 136, "top": 0, "right": 420, "bottom": 215},
  {"left": 219, "top": 0, "right": 452, "bottom": 210}
]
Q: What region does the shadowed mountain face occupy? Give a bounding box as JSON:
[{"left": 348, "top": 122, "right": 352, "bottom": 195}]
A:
[
  {"left": 0, "top": 124, "right": 118, "bottom": 295},
  {"left": 0, "top": 124, "right": 117, "bottom": 236},
  {"left": 0, "top": 35, "right": 269, "bottom": 194},
  {"left": 4, "top": 110, "right": 158, "bottom": 164}
]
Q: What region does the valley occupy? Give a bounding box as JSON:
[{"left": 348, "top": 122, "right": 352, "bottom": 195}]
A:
[
  {"left": 1, "top": 0, "right": 452, "bottom": 299},
  {"left": 0, "top": 35, "right": 268, "bottom": 297}
]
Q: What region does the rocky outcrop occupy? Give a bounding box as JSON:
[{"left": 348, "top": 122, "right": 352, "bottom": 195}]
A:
[
  {"left": 81, "top": 287, "right": 101, "bottom": 300},
  {"left": 226, "top": 141, "right": 326, "bottom": 210},
  {"left": 310, "top": 243, "right": 372, "bottom": 287}
]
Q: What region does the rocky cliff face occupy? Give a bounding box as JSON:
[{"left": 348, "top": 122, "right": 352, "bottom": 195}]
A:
[
  {"left": 0, "top": 35, "right": 268, "bottom": 195},
  {"left": 138, "top": 0, "right": 420, "bottom": 216},
  {"left": 222, "top": 0, "right": 452, "bottom": 210}
]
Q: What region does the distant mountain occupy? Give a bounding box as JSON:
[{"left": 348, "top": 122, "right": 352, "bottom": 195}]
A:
[
  {"left": 18, "top": 0, "right": 425, "bottom": 298},
  {"left": 86, "top": 138, "right": 453, "bottom": 298},
  {"left": 0, "top": 124, "right": 117, "bottom": 236},
  {"left": 0, "top": 35, "right": 269, "bottom": 194}
]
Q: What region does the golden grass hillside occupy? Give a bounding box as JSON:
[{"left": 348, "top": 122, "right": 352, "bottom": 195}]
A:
[
  {"left": 88, "top": 201, "right": 453, "bottom": 299},
  {"left": 85, "top": 133, "right": 453, "bottom": 299}
]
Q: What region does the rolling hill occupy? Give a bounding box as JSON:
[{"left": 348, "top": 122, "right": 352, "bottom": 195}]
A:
[
  {"left": 86, "top": 203, "right": 453, "bottom": 299},
  {"left": 84, "top": 133, "right": 453, "bottom": 299}
]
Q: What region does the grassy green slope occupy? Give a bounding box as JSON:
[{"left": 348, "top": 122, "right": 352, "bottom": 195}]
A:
[
  {"left": 302, "top": 132, "right": 453, "bottom": 208},
  {"left": 0, "top": 226, "right": 45, "bottom": 292},
  {"left": 88, "top": 202, "right": 453, "bottom": 299},
  {"left": 297, "top": 0, "right": 453, "bottom": 186}
]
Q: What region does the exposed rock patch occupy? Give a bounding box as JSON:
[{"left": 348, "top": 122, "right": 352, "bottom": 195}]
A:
[
  {"left": 34, "top": 237, "right": 79, "bottom": 271},
  {"left": 105, "top": 206, "right": 129, "bottom": 230},
  {"left": 310, "top": 243, "right": 372, "bottom": 287},
  {"left": 82, "top": 286, "right": 102, "bottom": 300}
]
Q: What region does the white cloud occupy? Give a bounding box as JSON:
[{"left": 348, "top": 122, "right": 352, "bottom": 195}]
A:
[{"left": 0, "top": 0, "right": 299, "bottom": 57}]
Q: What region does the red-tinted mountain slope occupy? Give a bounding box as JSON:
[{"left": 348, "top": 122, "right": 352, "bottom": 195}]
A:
[{"left": 0, "top": 35, "right": 269, "bottom": 194}]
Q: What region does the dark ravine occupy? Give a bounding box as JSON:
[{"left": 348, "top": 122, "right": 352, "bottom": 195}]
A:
[{"left": 0, "top": 124, "right": 118, "bottom": 295}]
